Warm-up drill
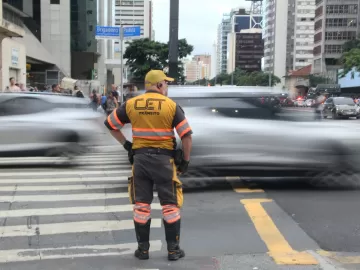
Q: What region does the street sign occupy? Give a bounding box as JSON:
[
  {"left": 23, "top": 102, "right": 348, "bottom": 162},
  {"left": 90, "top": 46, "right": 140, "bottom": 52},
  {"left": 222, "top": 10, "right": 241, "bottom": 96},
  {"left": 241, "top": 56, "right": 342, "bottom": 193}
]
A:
[
  {"left": 95, "top": 26, "right": 120, "bottom": 40},
  {"left": 122, "top": 26, "right": 141, "bottom": 39}
]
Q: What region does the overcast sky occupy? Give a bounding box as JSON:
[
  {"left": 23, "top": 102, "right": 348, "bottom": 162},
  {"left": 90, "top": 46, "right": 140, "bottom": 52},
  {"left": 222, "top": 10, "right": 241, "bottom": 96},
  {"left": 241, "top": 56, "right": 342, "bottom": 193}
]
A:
[{"left": 152, "top": 0, "right": 250, "bottom": 56}]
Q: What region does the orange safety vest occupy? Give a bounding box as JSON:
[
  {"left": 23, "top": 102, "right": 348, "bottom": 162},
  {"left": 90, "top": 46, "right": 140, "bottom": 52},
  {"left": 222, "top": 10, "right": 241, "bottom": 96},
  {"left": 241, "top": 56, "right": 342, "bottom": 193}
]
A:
[{"left": 125, "top": 92, "right": 178, "bottom": 150}]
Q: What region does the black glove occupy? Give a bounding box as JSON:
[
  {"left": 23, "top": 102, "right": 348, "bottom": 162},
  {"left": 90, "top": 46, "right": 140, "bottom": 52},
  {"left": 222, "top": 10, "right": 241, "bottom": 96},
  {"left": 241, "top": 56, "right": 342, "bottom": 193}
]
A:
[
  {"left": 123, "top": 140, "right": 132, "bottom": 152},
  {"left": 128, "top": 150, "right": 134, "bottom": 165},
  {"left": 177, "top": 159, "right": 189, "bottom": 175}
]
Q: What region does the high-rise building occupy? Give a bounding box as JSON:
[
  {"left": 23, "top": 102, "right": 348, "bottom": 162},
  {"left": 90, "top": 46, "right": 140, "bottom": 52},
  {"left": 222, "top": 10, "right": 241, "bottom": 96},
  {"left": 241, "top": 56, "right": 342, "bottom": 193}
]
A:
[
  {"left": 263, "top": 0, "right": 315, "bottom": 85},
  {"left": 194, "top": 54, "right": 211, "bottom": 79},
  {"left": 217, "top": 7, "right": 261, "bottom": 75},
  {"left": 312, "top": 1, "right": 359, "bottom": 79},
  {"left": 70, "top": 0, "right": 98, "bottom": 80},
  {"left": 217, "top": 13, "right": 231, "bottom": 74},
  {"left": 108, "top": 0, "right": 153, "bottom": 85},
  {"left": 184, "top": 55, "right": 211, "bottom": 82},
  {"left": 113, "top": 0, "right": 152, "bottom": 58},
  {"left": 227, "top": 9, "right": 262, "bottom": 73},
  {"left": 235, "top": 29, "right": 263, "bottom": 72},
  {"left": 4, "top": 0, "right": 70, "bottom": 89}
]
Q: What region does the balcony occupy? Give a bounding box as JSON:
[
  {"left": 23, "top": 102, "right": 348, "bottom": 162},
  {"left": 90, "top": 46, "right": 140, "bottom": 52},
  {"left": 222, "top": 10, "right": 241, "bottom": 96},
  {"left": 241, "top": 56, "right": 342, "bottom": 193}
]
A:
[{"left": 0, "top": 3, "right": 25, "bottom": 37}]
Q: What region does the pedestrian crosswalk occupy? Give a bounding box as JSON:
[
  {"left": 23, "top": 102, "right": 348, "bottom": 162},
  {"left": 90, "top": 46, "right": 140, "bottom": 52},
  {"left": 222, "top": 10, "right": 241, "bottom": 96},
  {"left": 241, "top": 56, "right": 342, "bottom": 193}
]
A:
[{"left": 0, "top": 146, "right": 164, "bottom": 264}]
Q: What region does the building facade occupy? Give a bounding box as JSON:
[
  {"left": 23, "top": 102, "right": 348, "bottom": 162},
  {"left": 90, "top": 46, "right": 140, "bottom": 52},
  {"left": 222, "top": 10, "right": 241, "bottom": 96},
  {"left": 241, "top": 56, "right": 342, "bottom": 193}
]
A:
[
  {"left": 5, "top": 0, "right": 71, "bottom": 89},
  {"left": 107, "top": 0, "right": 153, "bottom": 85},
  {"left": 217, "top": 13, "right": 231, "bottom": 74},
  {"left": 0, "top": 0, "right": 26, "bottom": 90},
  {"left": 263, "top": 0, "right": 315, "bottom": 86},
  {"left": 184, "top": 55, "right": 212, "bottom": 82},
  {"left": 40, "top": 0, "right": 71, "bottom": 77},
  {"left": 313, "top": 0, "right": 360, "bottom": 80},
  {"left": 70, "top": 0, "right": 98, "bottom": 80},
  {"left": 235, "top": 29, "right": 263, "bottom": 72},
  {"left": 227, "top": 12, "right": 263, "bottom": 73}
]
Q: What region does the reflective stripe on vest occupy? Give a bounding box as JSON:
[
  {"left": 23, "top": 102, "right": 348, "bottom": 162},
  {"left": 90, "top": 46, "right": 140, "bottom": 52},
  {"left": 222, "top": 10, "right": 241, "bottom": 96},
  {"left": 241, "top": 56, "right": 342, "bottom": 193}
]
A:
[
  {"left": 132, "top": 128, "right": 175, "bottom": 140},
  {"left": 175, "top": 119, "right": 191, "bottom": 138},
  {"left": 107, "top": 111, "right": 124, "bottom": 130}
]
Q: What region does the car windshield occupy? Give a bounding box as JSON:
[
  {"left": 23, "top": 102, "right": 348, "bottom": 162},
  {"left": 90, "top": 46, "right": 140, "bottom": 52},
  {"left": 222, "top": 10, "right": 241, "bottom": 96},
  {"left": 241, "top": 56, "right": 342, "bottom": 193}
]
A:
[{"left": 334, "top": 98, "right": 354, "bottom": 105}]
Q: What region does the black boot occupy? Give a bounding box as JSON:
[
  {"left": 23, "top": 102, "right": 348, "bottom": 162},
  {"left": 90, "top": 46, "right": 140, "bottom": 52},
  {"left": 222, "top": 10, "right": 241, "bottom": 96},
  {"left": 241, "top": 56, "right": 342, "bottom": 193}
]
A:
[
  {"left": 134, "top": 219, "right": 151, "bottom": 260},
  {"left": 163, "top": 219, "right": 185, "bottom": 261}
]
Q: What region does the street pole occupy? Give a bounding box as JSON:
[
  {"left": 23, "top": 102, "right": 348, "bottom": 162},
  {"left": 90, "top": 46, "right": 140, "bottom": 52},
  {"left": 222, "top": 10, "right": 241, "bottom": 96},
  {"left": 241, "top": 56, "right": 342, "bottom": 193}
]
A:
[
  {"left": 168, "top": 0, "right": 179, "bottom": 81},
  {"left": 120, "top": 25, "right": 124, "bottom": 103},
  {"left": 269, "top": 72, "right": 272, "bottom": 87}
]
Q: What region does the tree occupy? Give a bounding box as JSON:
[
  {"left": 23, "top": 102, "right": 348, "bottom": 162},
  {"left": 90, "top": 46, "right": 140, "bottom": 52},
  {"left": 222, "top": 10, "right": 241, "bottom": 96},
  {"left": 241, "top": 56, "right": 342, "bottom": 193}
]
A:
[
  {"left": 343, "top": 39, "right": 360, "bottom": 53},
  {"left": 339, "top": 48, "right": 360, "bottom": 78},
  {"left": 309, "top": 74, "right": 332, "bottom": 87},
  {"left": 123, "top": 38, "right": 193, "bottom": 84},
  {"left": 208, "top": 70, "right": 280, "bottom": 87}
]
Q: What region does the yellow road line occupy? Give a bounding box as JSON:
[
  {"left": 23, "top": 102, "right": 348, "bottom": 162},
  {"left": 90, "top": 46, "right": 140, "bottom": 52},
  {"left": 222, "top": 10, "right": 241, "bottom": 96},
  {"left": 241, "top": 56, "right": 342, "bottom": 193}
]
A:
[
  {"left": 317, "top": 250, "right": 360, "bottom": 264},
  {"left": 241, "top": 199, "right": 318, "bottom": 265},
  {"left": 226, "top": 176, "right": 264, "bottom": 193},
  {"left": 234, "top": 188, "right": 264, "bottom": 193}
]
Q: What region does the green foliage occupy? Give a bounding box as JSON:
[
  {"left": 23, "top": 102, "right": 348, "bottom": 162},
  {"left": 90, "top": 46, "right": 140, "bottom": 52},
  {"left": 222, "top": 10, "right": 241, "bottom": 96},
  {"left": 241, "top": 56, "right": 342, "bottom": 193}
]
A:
[
  {"left": 123, "top": 38, "right": 193, "bottom": 84},
  {"left": 339, "top": 48, "right": 360, "bottom": 78},
  {"left": 195, "top": 69, "right": 281, "bottom": 87},
  {"left": 309, "top": 74, "right": 333, "bottom": 87},
  {"left": 342, "top": 39, "right": 360, "bottom": 53}
]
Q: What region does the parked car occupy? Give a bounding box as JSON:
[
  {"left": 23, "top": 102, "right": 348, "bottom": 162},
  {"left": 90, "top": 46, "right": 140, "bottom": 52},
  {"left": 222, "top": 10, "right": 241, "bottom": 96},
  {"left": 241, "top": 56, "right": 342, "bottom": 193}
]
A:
[
  {"left": 0, "top": 92, "right": 103, "bottom": 160},
  {"left": 322, "top": 97, "right": 360, "bottom": 119}
]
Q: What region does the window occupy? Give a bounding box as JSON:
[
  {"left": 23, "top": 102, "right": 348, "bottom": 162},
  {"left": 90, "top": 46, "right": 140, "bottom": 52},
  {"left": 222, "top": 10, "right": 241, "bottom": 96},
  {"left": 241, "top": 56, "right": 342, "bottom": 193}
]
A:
[
  {"left": 0, "top": 97, "right": 52, "bottom": 116},
  {"left": 50, "top": 0, "right": 60, "bottom": 4}
]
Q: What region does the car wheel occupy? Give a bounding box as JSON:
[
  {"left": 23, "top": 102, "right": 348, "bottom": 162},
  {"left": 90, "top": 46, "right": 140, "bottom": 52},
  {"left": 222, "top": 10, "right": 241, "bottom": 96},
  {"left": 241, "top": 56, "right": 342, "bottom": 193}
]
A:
[
  {"left": 308, "top": 143, "right": 360, "bottom": 188},
  {"left": 332, "top": 111, "right": 338, "bottom": 119}
]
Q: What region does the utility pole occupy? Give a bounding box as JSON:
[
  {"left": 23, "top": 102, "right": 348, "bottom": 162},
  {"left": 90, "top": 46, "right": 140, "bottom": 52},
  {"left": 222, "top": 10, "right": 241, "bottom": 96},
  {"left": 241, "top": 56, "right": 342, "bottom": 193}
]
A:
[{"left": 168, "top": 0, "right": 179, "bottom": 82}]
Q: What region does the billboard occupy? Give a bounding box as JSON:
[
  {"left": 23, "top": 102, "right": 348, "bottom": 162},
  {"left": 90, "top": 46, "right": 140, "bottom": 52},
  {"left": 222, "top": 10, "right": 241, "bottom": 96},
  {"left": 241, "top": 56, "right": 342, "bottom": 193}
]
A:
[{"left": 338, "top": 68, "right": 360, "bottom": 88}]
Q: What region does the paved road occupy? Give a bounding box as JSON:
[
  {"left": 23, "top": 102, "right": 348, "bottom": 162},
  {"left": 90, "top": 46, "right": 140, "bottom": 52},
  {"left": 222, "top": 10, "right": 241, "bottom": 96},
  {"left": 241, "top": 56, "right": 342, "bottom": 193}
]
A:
[{"left": 0, "top": 134, "right": 359, "bottom": 269}]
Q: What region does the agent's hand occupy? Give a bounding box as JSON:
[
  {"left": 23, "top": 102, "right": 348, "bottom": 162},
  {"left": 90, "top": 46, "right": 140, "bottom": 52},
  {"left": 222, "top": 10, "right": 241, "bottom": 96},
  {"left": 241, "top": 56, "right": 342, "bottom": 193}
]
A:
[
  {"left": 123, "top": 140, "right": 132, "bottom": 152},
  {"left": 177, "top": 159, "right": 189, "bottom": 175},
  {"left": 128, "top": 151, "right": 134, "bottom": 165}
]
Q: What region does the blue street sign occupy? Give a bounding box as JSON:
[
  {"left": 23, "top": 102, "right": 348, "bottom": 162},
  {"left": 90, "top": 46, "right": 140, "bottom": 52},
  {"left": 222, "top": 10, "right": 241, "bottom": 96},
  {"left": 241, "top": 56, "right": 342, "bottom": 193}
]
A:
[
  {"left": 123, "top": 26, "right": 141, "bottom": 38},
  {"left": 95, "top": 26, "right": 120, "bottom": 40}
]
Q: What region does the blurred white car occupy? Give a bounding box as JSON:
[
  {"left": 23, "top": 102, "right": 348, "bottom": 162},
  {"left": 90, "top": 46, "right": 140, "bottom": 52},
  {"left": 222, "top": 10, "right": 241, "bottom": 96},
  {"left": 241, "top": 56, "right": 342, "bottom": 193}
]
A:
[{"left": 0, "top": 92, "right": 103, "bottom": 159}]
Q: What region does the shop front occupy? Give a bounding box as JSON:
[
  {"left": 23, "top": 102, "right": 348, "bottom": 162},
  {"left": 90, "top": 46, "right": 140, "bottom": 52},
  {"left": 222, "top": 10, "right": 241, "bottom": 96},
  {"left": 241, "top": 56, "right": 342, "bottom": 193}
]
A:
[{"left": 1, "top": 37, "right": 26, "bottom": 90}]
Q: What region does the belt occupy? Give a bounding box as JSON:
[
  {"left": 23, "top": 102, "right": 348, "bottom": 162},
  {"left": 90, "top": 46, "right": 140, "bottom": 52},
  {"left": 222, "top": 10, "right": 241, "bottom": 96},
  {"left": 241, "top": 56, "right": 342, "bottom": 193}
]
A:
[{"left": 133, "top": 148, "right": 175, "bottom": 157}]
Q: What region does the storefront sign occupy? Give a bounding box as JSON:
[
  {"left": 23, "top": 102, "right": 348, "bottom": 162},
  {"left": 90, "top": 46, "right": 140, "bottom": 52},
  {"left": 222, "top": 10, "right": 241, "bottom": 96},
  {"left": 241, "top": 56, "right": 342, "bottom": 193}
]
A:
[{"left": 11, "top": 48, "right": 19, "bottom": 66}]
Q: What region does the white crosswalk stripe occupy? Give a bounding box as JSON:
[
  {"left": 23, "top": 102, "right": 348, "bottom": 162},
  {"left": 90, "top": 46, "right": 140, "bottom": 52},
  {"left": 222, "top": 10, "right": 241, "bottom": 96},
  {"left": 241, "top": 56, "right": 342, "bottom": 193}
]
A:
[{"left": 0, "top": 148, "right": 164, "bottom": 264}]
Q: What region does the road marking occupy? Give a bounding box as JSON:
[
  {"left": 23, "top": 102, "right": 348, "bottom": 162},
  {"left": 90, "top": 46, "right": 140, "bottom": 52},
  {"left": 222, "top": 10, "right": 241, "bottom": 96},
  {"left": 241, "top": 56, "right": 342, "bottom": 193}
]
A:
[
  {"left": 317, "top": 250, "right": 360, "bottom": 264},
  {"left": 308, "top": 251, "right": 346, "bottom": 270},
  {"left": 0, "top": 219, "right": 161, "bottom": 237},
  {"left": 226, "top": 176, "right": 264, "bottom": 193},
  {"left": 0, "top": 240, "right": 162, "bottom": 263},
  {"left": 0, "top": 192, "right": 158, "bottom": 202},
  {"left": 241, "top": 199, "right": 318, "bottom": 265},
  {"left": 0, "top": 169, "right": 132, "bottom": 177},
  {"left": 234, "top": 188, "right": 264, "bottom": 193},
  {"left": 0, "top": 184, "right": 127, "bottom": 192},
  {"left": 0, "top": 176, "right": 129, "bottom": 184},
  {"left": 0, "top": 203, "right": 162, "bottom": 218}
]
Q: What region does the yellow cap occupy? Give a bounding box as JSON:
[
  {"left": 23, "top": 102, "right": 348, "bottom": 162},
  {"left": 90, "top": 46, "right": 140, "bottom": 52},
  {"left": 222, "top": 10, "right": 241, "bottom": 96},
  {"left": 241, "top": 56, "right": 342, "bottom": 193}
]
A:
[{"left": 144, "top": 70, "right": 174, "bottom": 86}]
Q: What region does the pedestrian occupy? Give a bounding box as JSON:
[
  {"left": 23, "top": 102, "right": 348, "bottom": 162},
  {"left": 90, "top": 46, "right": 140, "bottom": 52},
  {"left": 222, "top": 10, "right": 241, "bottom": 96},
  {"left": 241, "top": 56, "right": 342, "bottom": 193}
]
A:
[
  {"left": 314, "top": 91, "right": 326, "bottom": 120},
  {"left": 51, "top": 84, "right": 61, "bottom": 94},
  {"left": 90, "top": 89, "right": 100, "bottom": 111},
  {"left": 8, "top": 77, "right": 20, "bottom": 92},
  {"left": 104, "top": 70, "right": 193, "bottom": 261},
  {"left": 104, "top": 91, "right": 118, "bottom": 115}
]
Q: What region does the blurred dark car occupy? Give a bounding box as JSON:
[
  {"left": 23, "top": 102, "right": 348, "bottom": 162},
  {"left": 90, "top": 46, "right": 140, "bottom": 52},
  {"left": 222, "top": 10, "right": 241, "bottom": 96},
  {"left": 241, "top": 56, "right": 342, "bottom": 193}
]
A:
[{"left": 322, "top": 97, "right": 360, "bottom": 119}]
